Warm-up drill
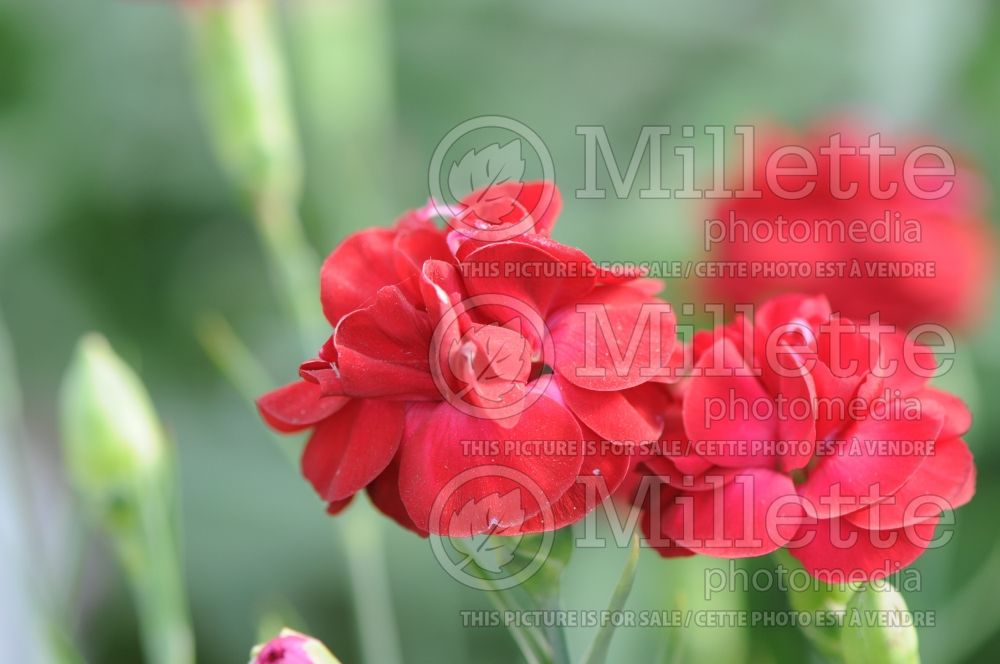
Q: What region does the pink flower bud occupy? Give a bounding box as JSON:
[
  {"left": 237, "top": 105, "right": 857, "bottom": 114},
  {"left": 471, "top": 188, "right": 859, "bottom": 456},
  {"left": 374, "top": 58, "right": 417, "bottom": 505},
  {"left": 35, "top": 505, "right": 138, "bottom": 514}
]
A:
[{"left": 249, "top": 629, "right": 340, "bottom": 664}]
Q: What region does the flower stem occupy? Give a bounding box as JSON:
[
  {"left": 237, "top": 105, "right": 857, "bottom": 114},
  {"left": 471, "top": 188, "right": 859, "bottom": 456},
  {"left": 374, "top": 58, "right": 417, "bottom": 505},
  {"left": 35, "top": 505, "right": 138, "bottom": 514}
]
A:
[
  {"left": 184, "top": 2, "right": 404, "bottom": 660},
  {"left": 341, "top": 504, "right": 404, "bottom": 664},
  {"left": 252, "top": 191, "right": 325, "bottom": 350},
  {"left": 115, "top": 490, "right": 194, "bottom": 664}
]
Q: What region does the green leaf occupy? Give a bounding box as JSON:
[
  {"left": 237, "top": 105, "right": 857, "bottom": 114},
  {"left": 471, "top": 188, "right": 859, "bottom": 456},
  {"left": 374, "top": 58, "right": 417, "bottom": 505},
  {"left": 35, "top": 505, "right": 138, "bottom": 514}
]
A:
[
  {"left": 841, "top": 584, "right": 920, "bottom": 664},
  {"left": 513, "top": 526, "right": 574, "bottom": 605},
  {"left": 580, "top": 533, "right": 641, "bottom": 664}
]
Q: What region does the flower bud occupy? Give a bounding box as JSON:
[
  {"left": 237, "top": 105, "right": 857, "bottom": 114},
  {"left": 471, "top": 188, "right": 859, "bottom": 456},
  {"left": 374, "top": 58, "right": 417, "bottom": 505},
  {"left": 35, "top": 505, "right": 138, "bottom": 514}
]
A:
[
  {"left": 777, "top": 549, "right": 859, "bottom": 658},
  {"left": 841, "top": 584, "right": 920, "bottom": 664},
  {"left": 249, "top": 629, "right": 341, "bottom": 664},
  {"left": 183, "top": 0, "right": 302, "bottom": 205},
  {"left": 59, "top": 334, "right": 166, "bottom": 525}
]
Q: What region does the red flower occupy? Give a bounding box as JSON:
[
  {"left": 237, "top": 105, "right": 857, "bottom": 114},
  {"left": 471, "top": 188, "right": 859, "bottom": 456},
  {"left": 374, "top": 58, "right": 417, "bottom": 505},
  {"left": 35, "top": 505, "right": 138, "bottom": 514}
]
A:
[
  {"left": 637, "top": 293, "right": 975, "bottom": 581},
  {"left": 258, "top": 181, "right": 678, "bottom": 536},
  {"left": 701, "top": 124, "right": 994, "bottom": 329}
]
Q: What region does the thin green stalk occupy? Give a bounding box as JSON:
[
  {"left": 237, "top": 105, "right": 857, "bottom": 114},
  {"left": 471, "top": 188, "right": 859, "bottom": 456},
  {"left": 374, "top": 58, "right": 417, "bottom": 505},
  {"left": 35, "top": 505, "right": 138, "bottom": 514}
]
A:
[
  {"left": 580, "top": 534, "right": 641, "bottom": 664},
  {"left": 196, "top": 312, "right": 403, "bottom": 664},
  {"left": 253, "top": 191, "right": 326, "bottom": 350},
  {"left": 115, "top": 486, "right": 194, "bottom": 664},
  {"left": 341, "top": 505, "right": 404, "bottom": 664},
  {"left": 471, "top": 534, "right": 573, "bottom": 664},
  {"left": 196, "top": 312, "right": 273, "bottom": 401},
  {"left": 485, "top": 588, "right": 551, "bottom": 664},
  {"left": 60, "top": 336, "right": 194, "bottom": 664},
  {"left": 184, "top": 1, "right": 403, "bottom": 660}
]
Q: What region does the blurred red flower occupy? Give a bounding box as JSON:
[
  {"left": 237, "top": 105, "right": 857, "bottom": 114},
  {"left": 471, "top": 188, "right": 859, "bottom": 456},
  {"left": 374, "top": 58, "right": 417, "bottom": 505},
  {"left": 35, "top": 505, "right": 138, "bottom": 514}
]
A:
[
  {"left": 258, "top": 182, "right": 678, "bottom": 536},
  {"left": 636, "top": 293, "right": 975, "bottom": 581},
  {"left": 701, "top": 124, "right": 994, "bottom": 330}
]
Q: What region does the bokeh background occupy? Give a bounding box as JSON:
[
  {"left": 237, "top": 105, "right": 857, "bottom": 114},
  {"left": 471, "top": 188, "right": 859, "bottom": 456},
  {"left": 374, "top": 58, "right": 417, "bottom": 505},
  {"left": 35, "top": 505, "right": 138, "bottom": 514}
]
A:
[{"left": 2, "top": 0, "right": 999, "bottom": 662}]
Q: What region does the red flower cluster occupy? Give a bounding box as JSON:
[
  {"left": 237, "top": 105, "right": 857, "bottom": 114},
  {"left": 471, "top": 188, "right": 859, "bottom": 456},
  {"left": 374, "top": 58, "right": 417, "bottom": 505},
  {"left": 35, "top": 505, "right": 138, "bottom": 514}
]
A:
[
  {"left": 636, "top": 293, "right": 975, "bottom": 581},
  {"left": 258, "top": 174, "right": 978, "bottom": 580},
  {"left": 702, "top": 125, "right": 994, "bottom": 329},
  {"left": 258, "top": 182, "right": 677, "bottom": 536}
]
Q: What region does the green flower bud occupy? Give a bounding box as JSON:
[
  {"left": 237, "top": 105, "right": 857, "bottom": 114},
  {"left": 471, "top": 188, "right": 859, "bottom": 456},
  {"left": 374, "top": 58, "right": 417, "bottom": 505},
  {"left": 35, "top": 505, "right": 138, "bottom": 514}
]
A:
[
  {"left": 841, "top": 584, "right": 920, "bottom": 664},
  {"left": 183, "top": 0, "right": 302, "bottom": 206},
  {"left": 59, "top": 334, "right": 166, "bottom": 525},
  {"left": 181, "top": 0, "right": 324, "bottom": 345},
  {"left": 777, "top": 549, "right": 860, "bottom": 659},
  {"left": 60, "top": 334, "right": 193, "bottom": 664}
]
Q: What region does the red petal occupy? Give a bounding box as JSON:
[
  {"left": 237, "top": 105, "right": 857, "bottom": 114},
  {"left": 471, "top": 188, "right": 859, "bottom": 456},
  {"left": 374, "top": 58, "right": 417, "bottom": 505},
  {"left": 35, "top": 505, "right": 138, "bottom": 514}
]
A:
[
  {"left": 844, "top": 437, "right": 975, "bottom": 529},
  {"left": 797, "top": 399, "right": 944, "bottom": 519},
  {"left": 788, "top": 516, "right": 939, "bottom": 582},
  {"left": 551, "top": 286, "right": 677, "bottom": 391},
  {"left": 877, "top": 332, "right": 936, "bottom": 395},
  {"left": 257, "top": 380, "right": 349, "bottom": 433},
  {"left": 775, "top": 363, "right": 817, "bottom": 472},
  {"left": 367, "top": 453, "right": 428, "bottom": 537},
  {"left": 461, "top": 240, "right": 595, "bottom": 318},
  {"left": 301, "top": 400, "right": 405, "bottom": 502},
  {"left": 754, "top": 293, "right": 832, "bottom": 340},
  {"left": 444, "top": 322, "right": 533, "bottom": 414},
  {"left": 682, "top": 339, "right": 779, "bottom": 468},
  {"left": 509, "top": 181, "right": 562, "bottom": 235},
  {"left": 326, "top": 496, "right": 354, "bottom": 516},
  {"left": 392, "top": 223, "right": 452, "bottom": 305},
  {"left": 520, "top": 428, "right": 632, "bottom": 532},
  {"left": 419, "top": 259, "right": 468, "bottom": 325},
  {"left": 919, "top": 387, "right": 972, "bottom": 439},
  {"left": 556, "top": 377, "right": 665, "bottom": 444},
  {"left": 452, "top": 181, "right": 562, "bottom": 239},
  {"left": 320, "top": 228, "right": 399, "bottom": 326},
  {"left": 298, "top": 360, "right": 345, "bottom": 397},
  {"left": 397, "top": 396, "right": 584, "bottom": 535},
  {"left": 812, "top": 317, "right": 876, "bottom": 401},
  {"left": 334, "top": 286, "right": 438, "bottom": 399},
  {"left": 643, "top": 456, "right": 733, "bottom": 492},
  {"left": 639, "top": 482, "right": 696, "bottom": 558},
  {"left": 657, "top": 467, "right": 803, "bottom": 557}
]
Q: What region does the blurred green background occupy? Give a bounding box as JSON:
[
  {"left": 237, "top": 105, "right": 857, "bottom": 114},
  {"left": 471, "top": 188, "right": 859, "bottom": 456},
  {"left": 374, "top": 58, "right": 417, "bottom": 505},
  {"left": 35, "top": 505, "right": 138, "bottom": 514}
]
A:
[{"left": 2, "top": 0, "right": 999, "bottom": 662}]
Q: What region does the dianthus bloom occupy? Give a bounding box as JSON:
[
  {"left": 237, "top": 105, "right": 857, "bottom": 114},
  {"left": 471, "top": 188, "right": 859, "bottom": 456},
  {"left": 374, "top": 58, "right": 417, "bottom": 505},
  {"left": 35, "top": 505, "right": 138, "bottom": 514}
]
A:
[
  {"left": 258, "top": 181, "right": 677, "bottom": 536},
  {"left": 701, "top": 124, "right": 994, "bottom": 329},
  {"left": 637, "top": 293, "right": 975, "bottom": 581}
]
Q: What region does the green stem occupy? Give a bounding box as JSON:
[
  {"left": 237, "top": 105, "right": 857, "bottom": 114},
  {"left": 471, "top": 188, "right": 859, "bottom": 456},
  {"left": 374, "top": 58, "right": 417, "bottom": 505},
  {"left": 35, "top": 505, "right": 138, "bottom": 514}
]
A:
[
  {"left": 196, "top": 314, "right": 403, "bottom": 664},
  {"left": 341, "top": 505, "right": 404, "bottom": 664},
  {"left": 252, "top": 191, "right": 325, "bottom": 351},
  {"left": 580, "top": 534, "right": 641, "bottom": 664},
  {"left": 184, "top": 1, "right": 403, "bottom": 659},
  {"left": 196, "top": 312, "right": 274, "bottom": 400},
  {"left": 114, "top": 478, "right": 194, "bottom": 664},
  {"left": 485, "top": 589, "right": 551, "bottom": 664}
]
